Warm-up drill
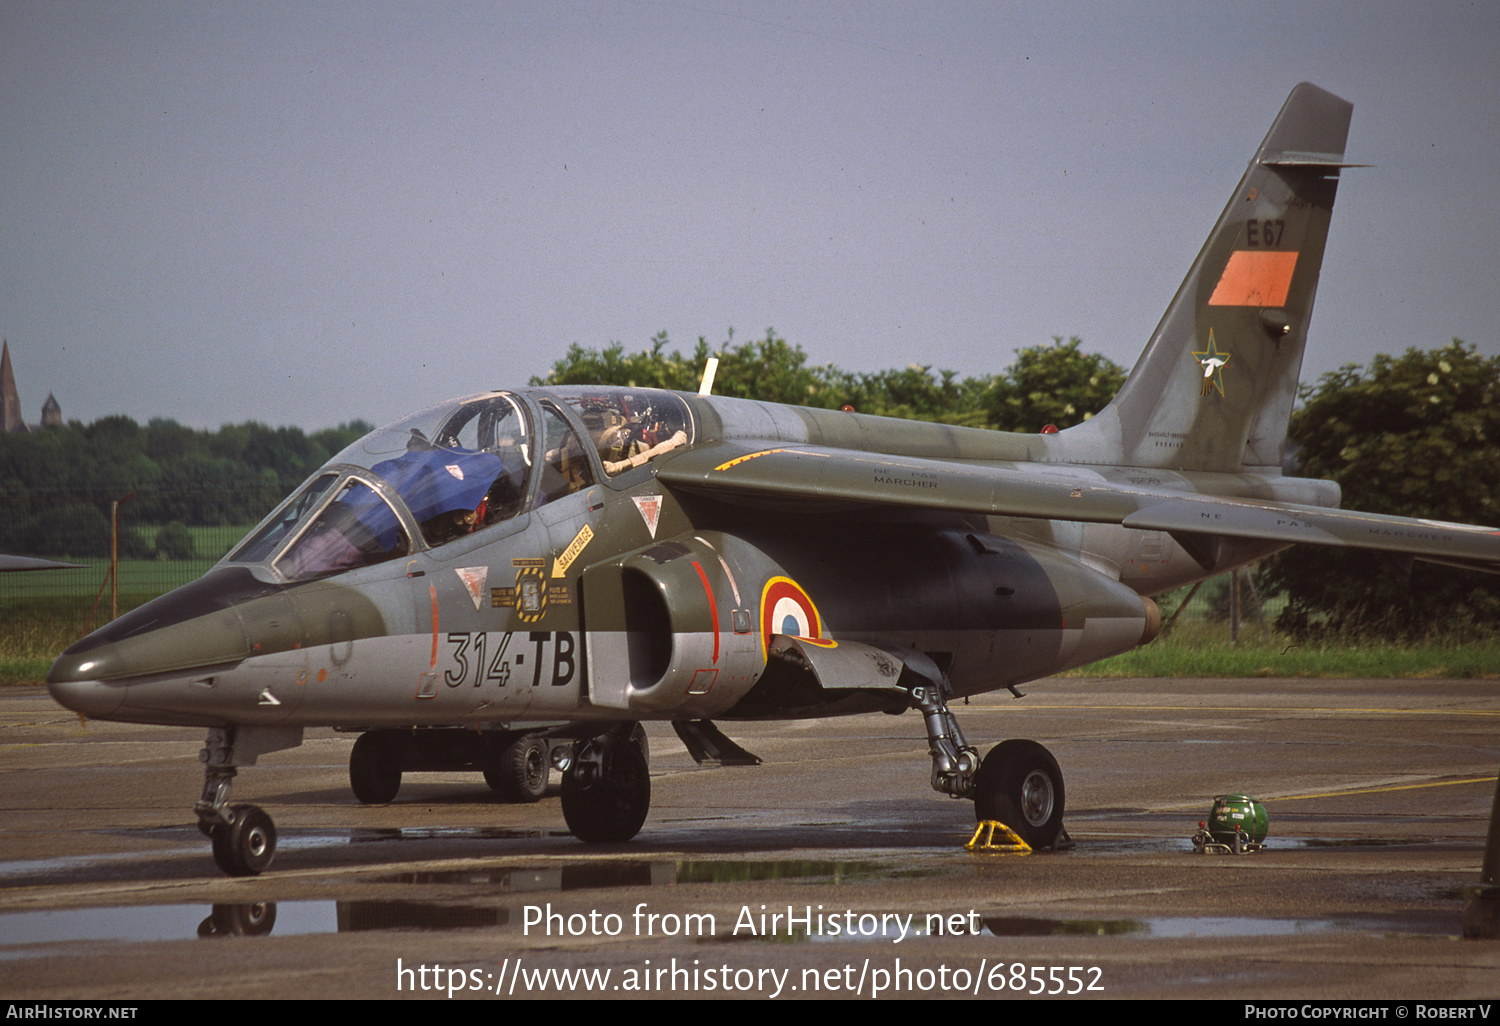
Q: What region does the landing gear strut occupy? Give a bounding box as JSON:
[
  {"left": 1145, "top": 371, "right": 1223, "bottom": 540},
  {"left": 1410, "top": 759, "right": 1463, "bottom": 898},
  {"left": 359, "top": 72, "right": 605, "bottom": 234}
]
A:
[
  {"left": 910, "top": 684, "right": 981, "bottom": 797},
  {"left": 911, "top": 683, "right": 1066, "bottom": 849},
  {"left": 561, "top": 723, "right": 650, "bottom": 843},
  {"left": 345, "top": 728, "right": 564, "bottom": 804},
  {"left": 194, "top": 725, "right": 301, "bottom": 876}
]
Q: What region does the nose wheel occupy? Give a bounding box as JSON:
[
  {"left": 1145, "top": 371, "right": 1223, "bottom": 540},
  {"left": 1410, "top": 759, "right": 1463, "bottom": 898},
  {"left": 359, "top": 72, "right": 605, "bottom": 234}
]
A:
[
  {"left": 194, "top": 725, "right": 300, "bottom": 876},
  {"left": 209, "top": 803, "right": 277, "bottom": 877}
]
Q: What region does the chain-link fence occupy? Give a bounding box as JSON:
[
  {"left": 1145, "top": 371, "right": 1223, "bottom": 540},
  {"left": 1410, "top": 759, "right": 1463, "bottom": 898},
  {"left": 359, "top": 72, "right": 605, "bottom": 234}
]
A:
[
  {"left": 1155, "top": 567, "right": 1280, "bottom": 640},
  {"left": 1, "top": 480, "right": 267, "bottom": 628}
]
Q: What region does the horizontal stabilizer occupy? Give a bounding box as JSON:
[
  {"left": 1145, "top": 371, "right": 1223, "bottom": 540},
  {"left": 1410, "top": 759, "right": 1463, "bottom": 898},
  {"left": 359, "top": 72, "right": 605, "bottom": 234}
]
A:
[
  {"left": 1122, "top": 499, "right": 1500, "bottom": 571},
  {"left": 0, "top": 554, "right": 85, "bottom": 572}
]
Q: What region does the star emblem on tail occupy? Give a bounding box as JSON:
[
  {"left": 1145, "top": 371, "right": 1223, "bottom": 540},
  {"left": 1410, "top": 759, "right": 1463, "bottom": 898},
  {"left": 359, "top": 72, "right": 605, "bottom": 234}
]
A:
[{"left": 1193, "top": 330, "right": 1232, "bottom": 397}]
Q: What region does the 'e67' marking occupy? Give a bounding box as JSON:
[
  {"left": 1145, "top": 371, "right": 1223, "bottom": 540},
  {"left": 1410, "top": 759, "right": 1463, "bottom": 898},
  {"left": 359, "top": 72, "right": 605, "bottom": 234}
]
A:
[{"left": 1246, "top": 218, "right": 1286, "bottom": 246}]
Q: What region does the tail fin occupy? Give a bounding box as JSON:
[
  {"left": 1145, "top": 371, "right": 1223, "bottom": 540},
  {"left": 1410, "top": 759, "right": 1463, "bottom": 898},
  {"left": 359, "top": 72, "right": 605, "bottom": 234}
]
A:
[{"left": 1059, "top": 83, "right": 1354, "bottom": 472}]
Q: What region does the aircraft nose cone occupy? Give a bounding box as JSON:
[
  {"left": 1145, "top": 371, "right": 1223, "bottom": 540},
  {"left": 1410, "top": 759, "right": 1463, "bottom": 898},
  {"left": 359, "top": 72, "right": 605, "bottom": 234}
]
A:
[
  {"left": 46, "top": 653, "right": 126, "bottom": 718},
  {"left": 41, "top": 568, "right": 270, "bottom": 722}
]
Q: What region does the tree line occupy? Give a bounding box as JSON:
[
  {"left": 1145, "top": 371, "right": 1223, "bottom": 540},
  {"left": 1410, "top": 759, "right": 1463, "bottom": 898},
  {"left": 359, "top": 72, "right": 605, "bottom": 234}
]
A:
[
  {"left": 1263, "top": 339, "right": 1500, "bottom": 638},
  {"left": 0, "top": 417, "right": 372, "bottom": 560},
  {"left": 533, "top": 329, "right": 1125, "bottom": 432},
  {"left": 3, "top": 331, "right": 1124, "bottom": 562}
]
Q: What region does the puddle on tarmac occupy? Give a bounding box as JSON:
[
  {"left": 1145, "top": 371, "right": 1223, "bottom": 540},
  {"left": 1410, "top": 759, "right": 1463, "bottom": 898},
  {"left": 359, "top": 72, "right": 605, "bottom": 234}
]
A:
[
  {"left": 0, "top": 858, "right": 877, "bottom": 952},
  {"left": 981, "top": 917, "right": 1145, "bottom": 937},
  {"left": 753, "top": 914, "right": 1375, "bottom": 945},
  {"left": 675, "top": 860, "right": 892, "bottom": 884},
  {"left": 0, "top": 824, "right": 1434, "bottom": 884},
  {"left": 1295, "top": 838, "right": 1428, "bottom": 848},
  {"left": 0, "top": 829, "right": 1451, "bottom": 953},
  {"left": 370, "top": 858, "right": 895, "bottom": 889},
  {"left": 0, "top": 900, "right": 1390, "bottom": 954},
  {"left": 0, "top": 900, "right": 488, "bottom": 954},
  {"left": 982, "top": 916, "right": 1356, "bottom": 938},
  {"left": 0, "top": 868, "right": 1420, "bottom": 954},
  {"left": 374, "top": 861, "right": 675, "bottom": 889},
  {"left": 0, "top": 825, "right": 567, "bottom": 882}
]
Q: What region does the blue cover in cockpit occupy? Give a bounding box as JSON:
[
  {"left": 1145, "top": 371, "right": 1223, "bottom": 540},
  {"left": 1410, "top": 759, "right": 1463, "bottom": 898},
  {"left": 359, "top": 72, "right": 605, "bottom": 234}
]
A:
[
  {"left": 373, "top": 448, "right": 503, "bottom": 522},
  {"left": 345, "top": 448, "right": 504, "bottom": 549}
]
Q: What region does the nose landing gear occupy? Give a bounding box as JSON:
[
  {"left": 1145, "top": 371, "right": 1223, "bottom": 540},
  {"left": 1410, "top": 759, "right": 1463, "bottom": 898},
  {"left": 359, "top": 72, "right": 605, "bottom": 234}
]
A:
[{"left": 194, "top": 725, "right": 302, "bottom": 877}]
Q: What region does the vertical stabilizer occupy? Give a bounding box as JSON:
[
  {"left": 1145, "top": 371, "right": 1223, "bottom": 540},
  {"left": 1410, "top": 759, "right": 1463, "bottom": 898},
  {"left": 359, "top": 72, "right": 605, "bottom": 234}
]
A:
[{"left": 1057, "top": 83, "right": 1353, "bottom": 472}]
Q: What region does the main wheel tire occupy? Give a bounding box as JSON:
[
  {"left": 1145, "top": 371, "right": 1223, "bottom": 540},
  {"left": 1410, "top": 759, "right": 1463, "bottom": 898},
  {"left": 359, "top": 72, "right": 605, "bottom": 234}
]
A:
[
  {"left": 973, "top": 739, "right": 1065, "bottom": 849},
  {"left": 561, "top": 734, "right": 650, "bottom": 843},
  {"left": 485, "top": 733, "right": 549, "bottom": 803},
  {"left": 349, "top": 731, "right": 402, "bottom": 804},
  {"left": 210, "top": 803, "right": 277, "bottom": 877}
]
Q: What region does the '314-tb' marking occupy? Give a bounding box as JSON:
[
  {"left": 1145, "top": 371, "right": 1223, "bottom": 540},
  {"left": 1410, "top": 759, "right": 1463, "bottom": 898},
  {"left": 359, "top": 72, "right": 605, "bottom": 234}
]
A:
[{"left": 444, "top": 631, "right": 576, "bottom": 689}]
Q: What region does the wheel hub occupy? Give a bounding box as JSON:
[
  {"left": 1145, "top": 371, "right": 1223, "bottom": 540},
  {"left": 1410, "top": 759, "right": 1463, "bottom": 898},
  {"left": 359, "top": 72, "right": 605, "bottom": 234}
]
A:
[
  {"left": 244, "top": 824, "right": 269, "bottom": 859},
  {"left": 1020, "top": 770, "right": 1054, "bottom": 825}
]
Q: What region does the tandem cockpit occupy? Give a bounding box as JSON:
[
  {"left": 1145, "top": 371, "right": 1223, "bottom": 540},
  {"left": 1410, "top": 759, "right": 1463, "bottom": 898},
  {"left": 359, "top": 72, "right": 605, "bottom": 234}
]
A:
[{"left": 224, "top": 386, "right": 695, "bottom": 581}]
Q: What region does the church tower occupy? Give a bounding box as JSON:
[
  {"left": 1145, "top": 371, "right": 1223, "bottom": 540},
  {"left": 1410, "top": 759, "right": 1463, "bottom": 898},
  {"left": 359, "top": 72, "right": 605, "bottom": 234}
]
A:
[{"left": 1, "top": 340, "right": 23, "bottom": 433}]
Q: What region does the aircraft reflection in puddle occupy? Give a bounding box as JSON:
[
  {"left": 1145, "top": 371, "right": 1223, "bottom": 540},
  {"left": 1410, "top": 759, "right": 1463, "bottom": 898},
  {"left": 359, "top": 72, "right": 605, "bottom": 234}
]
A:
[
  {"left": 0, "top": 901, "right": 1387, "bottom": 950},
  {"left": 0, "top": 859, "right": 878, "bottom": 950}
]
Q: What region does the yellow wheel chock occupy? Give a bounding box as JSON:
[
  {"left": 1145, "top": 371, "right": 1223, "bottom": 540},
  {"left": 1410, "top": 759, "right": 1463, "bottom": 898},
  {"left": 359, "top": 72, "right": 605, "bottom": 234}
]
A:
[{"left": 966, "top": 820, "right": 1032, "bottom": 854}]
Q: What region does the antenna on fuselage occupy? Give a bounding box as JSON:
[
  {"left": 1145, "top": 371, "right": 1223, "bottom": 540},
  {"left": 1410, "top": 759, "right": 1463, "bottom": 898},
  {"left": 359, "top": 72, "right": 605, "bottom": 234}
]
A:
[{"left": 697, "top": 356, "right": 719, "bottom": 395}]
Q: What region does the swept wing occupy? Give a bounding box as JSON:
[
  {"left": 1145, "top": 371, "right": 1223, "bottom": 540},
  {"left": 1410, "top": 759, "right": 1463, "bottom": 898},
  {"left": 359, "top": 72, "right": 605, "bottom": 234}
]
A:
[{"left": 657, "top": 442, "right": 1500, "bottom": 573}]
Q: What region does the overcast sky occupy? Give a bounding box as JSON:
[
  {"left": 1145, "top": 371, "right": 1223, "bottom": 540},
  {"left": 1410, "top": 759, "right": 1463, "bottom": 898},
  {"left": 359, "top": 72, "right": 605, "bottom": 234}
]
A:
[{"left": 3, "top": 0, "right": 1497, "bottom": 431}]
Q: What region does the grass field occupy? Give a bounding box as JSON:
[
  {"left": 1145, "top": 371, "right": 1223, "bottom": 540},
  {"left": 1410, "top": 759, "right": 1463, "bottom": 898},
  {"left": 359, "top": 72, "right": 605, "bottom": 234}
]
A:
[
  {"left": 1061, "top": 621, "right": 1500, "bottom": 679},
  {"left": 0, "top": 560, "right": 219, "bottom": 602}
]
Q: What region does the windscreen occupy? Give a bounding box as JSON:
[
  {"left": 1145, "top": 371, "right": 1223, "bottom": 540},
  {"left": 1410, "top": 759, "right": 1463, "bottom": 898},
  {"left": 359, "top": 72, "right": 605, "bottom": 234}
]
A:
[{"left": 226, "top": 393, "right": 535, "bottom": 577}]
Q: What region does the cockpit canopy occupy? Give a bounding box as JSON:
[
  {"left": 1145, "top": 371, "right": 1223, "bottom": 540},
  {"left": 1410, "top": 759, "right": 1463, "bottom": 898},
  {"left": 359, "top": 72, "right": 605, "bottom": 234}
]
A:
[{"left": 225, "top": 387, "right": 694, "bottom": 580}]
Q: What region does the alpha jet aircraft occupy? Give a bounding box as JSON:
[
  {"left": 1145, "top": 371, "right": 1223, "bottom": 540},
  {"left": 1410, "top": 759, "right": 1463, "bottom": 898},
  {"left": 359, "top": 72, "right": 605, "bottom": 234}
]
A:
[{"left": 48, "top": 83, "right": 1500, "bottom": 876}]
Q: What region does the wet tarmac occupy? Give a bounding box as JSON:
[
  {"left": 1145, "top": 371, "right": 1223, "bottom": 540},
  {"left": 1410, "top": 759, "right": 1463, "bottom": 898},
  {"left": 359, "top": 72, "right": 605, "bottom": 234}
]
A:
[{"left": 1, "top": 676, "right": 1498, "bottom": 999}]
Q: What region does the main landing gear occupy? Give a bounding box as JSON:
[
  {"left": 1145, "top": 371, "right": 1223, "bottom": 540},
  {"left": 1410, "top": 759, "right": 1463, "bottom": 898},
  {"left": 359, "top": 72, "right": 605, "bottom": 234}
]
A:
[
  {"left": 561, "top": 723, "right": 650, "bottom": 843},
  {"left": 486, "top": 734, "right": 551, "bottom": 803},
  {"left": 346, "top": 728, "right": 558, "bottom": 805},
  {"left": 972, "top": 739, "right": 1065, "bottom": 848},
  {"left": 348, "top": 723, "right": 653, "bottom": 843},
  {"left": 195, "top": 725, "right": 301, "bottom": 877},
  {"left": 911, "top": 684, "right": 1067, "bottom": 849}
]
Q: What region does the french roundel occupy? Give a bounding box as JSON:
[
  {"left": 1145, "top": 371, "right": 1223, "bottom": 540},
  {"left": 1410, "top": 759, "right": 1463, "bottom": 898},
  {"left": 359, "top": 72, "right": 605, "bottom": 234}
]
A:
[{"left": 760, "top": 577, "right": 823, "bottom": 657}]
